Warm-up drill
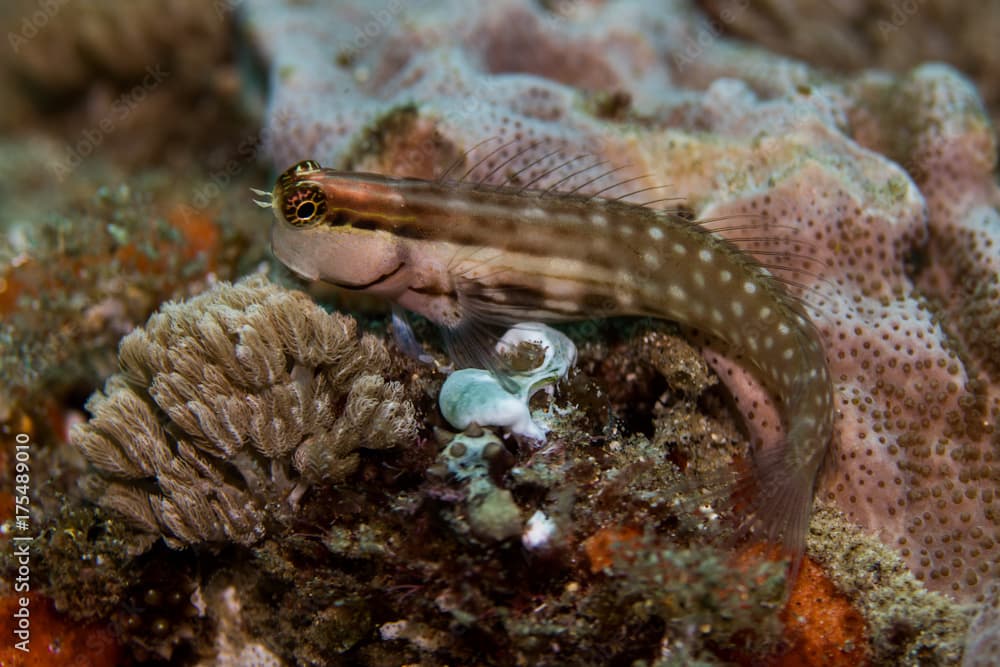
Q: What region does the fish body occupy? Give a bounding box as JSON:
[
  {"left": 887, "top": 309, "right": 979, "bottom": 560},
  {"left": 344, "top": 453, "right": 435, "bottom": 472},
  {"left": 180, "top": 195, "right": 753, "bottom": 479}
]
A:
[{"left": 266, "top": 159, "right": 834, "bottom": 553}]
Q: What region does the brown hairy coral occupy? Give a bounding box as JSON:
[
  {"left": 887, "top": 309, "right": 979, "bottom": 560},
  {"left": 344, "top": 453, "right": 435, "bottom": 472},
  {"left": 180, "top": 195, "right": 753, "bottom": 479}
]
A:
[{"left": 70, "top": 275, "right": 417, "bottom": 549}]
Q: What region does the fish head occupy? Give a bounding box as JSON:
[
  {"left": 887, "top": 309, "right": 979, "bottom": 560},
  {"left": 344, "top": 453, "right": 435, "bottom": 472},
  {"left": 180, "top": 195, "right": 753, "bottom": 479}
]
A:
[{"left": 266, "top": 160, "right": 411, "bottom": 297}]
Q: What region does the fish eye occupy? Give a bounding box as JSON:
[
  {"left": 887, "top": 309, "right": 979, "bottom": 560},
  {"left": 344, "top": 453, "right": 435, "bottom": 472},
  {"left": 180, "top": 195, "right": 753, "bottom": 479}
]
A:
[
  {"left": 277, "top": 159, "right": 323, "bottom": 191},
  {"left": 282, "top": 183, "right": 328, "bottom": 227},
  {"left": 291, "top": 160, "right": 321, "bottom": 177}
]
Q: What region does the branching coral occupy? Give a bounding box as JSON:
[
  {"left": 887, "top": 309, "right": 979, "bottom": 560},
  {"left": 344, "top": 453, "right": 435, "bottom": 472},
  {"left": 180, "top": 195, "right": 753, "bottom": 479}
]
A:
[{"left": 70, "top": 275, "right": 418, "bottom": 548}]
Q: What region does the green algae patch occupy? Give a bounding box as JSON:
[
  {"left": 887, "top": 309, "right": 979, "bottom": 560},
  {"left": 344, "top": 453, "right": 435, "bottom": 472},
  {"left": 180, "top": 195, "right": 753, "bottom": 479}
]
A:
[{"left": 807, "top": 504, "right": 971, "bottom": 665}]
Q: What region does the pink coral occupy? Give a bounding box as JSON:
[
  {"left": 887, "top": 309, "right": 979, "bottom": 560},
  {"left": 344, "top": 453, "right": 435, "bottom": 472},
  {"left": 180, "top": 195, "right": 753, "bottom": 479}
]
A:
[{"left": 242, "top": 0, "right": 999, "bottom": 603}]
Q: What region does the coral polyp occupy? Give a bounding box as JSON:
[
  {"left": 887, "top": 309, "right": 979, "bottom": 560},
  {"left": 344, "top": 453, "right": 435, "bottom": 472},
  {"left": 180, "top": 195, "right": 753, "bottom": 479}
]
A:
[{"left": 70, "top": 275, "right": 418, "bottom": 548}]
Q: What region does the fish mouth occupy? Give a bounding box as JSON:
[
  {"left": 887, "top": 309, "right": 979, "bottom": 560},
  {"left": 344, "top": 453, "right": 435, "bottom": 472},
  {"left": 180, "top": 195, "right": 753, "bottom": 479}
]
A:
[{"left": 333, "top": 262, "right": 407, "bottom": 291}]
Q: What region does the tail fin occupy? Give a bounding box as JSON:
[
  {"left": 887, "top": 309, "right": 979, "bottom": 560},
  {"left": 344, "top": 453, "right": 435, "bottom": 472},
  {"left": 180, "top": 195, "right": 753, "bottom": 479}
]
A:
[{"left": 679, "top": 429, "right": 828, "bottom": 594}]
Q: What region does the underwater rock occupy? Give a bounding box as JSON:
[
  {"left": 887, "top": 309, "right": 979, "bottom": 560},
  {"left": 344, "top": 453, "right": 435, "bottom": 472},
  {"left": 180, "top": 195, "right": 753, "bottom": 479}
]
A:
[
  {"left": 438, "top": 322, "right": 576, "bottom": 440},
  {"left": 70, "top": 275, "right": 417, "bottom": 549},
  {"left": 243, "top": 0, "right": 1000, "bottom": 605}
]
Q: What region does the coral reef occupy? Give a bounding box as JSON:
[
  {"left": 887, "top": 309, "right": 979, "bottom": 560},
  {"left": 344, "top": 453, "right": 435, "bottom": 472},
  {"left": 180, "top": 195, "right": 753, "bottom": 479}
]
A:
[
  {"left": 698, "top": 0, "right": 1000, "bottom": 125},
  {"left": 202, "top": 326, "right": 802, "bottom": 666},
  {"left": 0, "top": 150, "right": 235, "bottom": 422},
  {"left": 14, "top": 314, "right": 971, "bottom": 664},
  {"left": 27, "top": 503, "right": 137, "bottom": 622},
  {"left": 3, "top": 0, "right": 997, "bottom": 664},
  {"left": 807, "top": 504, "right": 970, "bottom": 665},
  {"left": 70, "top": 275, "right": 418, "bottom": 549},
  {"left": 243, "top": 0, "right": 1000, "bottom": 607},
  {"left": 0, "top": 97, "right": 270, "bottom": 430}
]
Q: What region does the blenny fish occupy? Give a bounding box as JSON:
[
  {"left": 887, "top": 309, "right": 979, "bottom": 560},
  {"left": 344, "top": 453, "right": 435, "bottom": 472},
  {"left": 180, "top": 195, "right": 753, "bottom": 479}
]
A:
[{"left": 260, "top": 155, "right": 834, "bottom": 556}]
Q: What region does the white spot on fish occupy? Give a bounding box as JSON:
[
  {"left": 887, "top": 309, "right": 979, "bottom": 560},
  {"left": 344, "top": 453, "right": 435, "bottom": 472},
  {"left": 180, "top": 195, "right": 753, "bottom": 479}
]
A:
[
  {"left": 649, "top": 227, "right": 664, "bottom": 240},
  {"left": 672, "top": 242, "right": 686, "bottom": 255},
  {"left": 546, "top": 297, "right": 583, "bottom": 312},
  {"left": 699, "top": 249, "right": 712, "bottom": 263},
  {"left": 778, "top": 323, "right": 791, "bottom": 336},
  {"left": 669, "top": 284, "right": 686, "bottom": 300},
  {"left": 711, "top": 308, "right": 723, "bottom": 323},
  {"left": 720, "top": 270, "right": 732, "bottom": 283},
  {"left": 644, "top": 251, "right": 660, "bottom": 268},
  {"left": 693, "top": 271, "right": 705, "bottom": 288},
  {"left": 743, "top": 281, "right": 757, "bottom": 294},
  {"left": 590, "top": 213, "right": 608, "bottom": 227},
  {"left": 731, "top": 301, "right": 744, "bottom": 317},
  {"left": 759, "top": 306, "right": 772, "bottom": 319},
  {"left": 523, "top": 207, "right": 547, "bottom": 219},
  {"left": 783, "top": 348, "right": 795, "bottom": 360}
]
